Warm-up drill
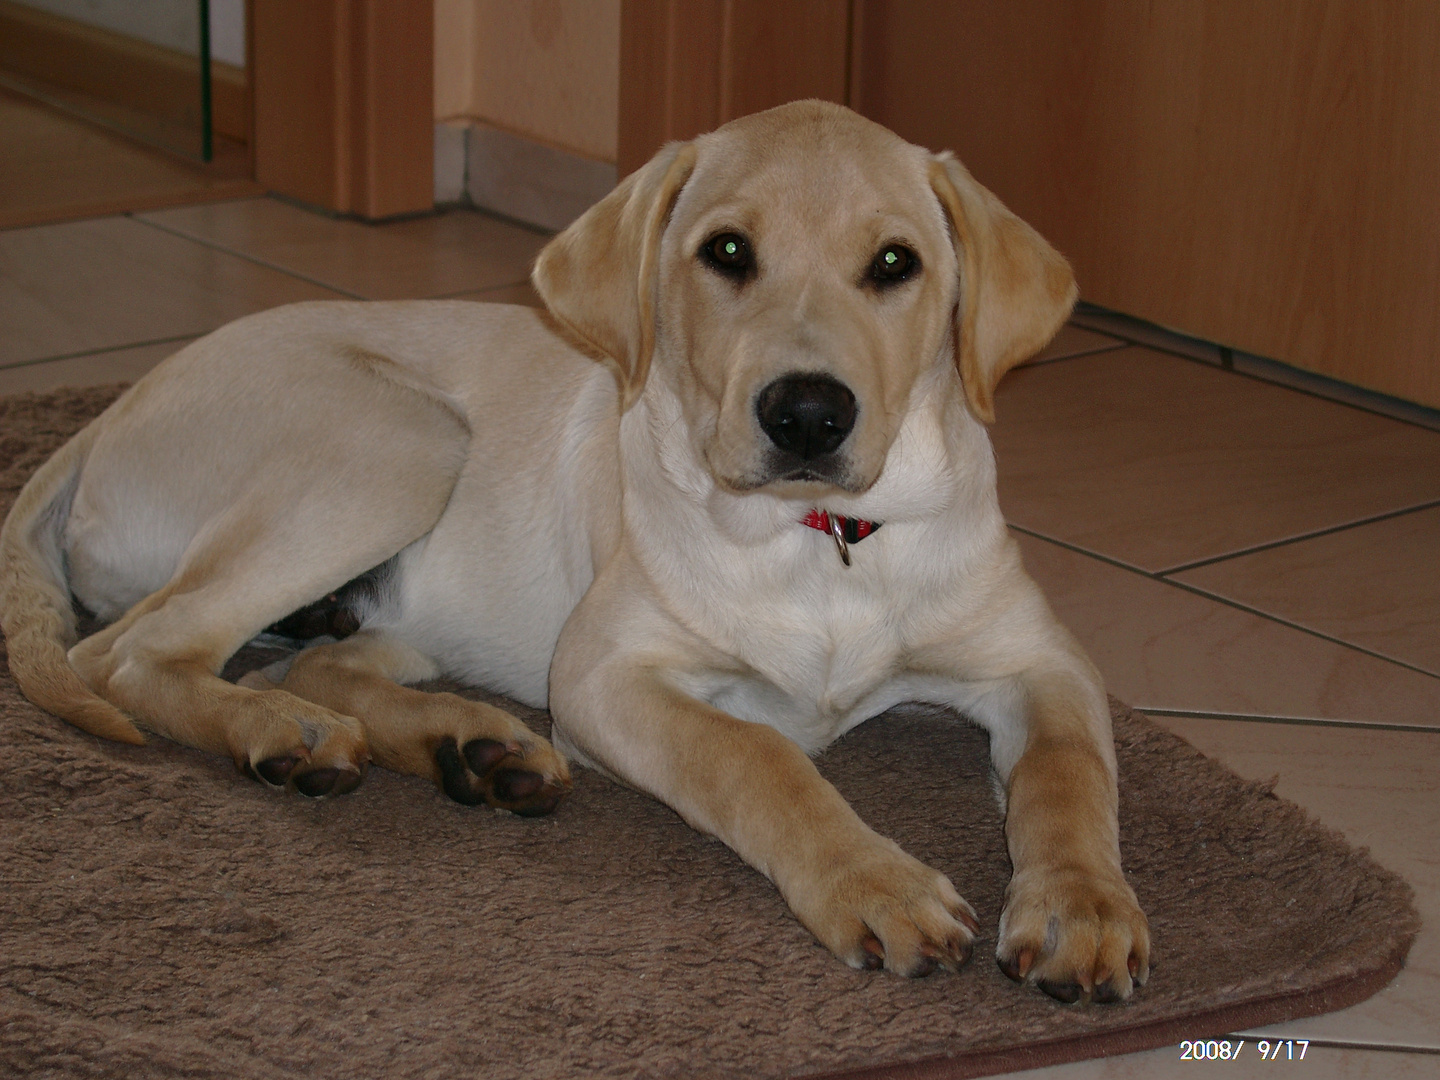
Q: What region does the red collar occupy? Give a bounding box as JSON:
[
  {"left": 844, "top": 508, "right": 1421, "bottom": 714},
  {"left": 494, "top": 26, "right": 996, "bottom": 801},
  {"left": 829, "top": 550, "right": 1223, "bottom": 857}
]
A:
[{"left": 801, "top": 510, "right": 882, "bottom": 544}]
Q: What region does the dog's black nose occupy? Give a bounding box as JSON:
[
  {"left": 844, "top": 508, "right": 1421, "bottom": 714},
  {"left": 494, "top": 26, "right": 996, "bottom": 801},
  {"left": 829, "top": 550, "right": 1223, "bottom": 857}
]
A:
[{"left": 756, "top": 374, "right": 857, "bottom": 460}]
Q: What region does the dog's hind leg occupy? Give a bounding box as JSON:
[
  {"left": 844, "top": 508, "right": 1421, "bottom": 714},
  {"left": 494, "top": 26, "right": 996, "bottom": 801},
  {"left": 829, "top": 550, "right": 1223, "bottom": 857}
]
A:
[
  {"left": 58, "top": 334, "right": 475, "bottom": 794},
  {"left": 252, "top": 631, "right": 571, "bottom": 816},
  {"left": 67, "top": 479, "right": 463, "bottom": 796},
  {"left": 67, "top": 541, "right": 375, "bottom": 796}
]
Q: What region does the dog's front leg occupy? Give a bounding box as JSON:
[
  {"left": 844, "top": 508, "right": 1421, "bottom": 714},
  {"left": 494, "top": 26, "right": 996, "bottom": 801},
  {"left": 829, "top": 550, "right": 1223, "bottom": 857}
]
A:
[
  {"left": 916, "top": 611, "right": 1151, "bottom": 1002},
  {"left": 994, "top": 670, "right": 1150, "bottom": 1002},
  {"left": 551, "top": 625, "right": 976, "bottom": 975}
]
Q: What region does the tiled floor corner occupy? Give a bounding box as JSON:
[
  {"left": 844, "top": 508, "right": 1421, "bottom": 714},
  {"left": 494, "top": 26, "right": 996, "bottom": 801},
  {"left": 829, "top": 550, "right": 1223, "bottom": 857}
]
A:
[
  {"left": 1173, "top": 506, "right": 1440, "bottom": 676},
  {"left": 1012, "top": 529, "right": 1440, "bottom": 726},
  {"left": 2, "top": 190, "right": 1437, "bottom": 1079},
  {"left": 991, "top": 347, "right": 1440, "bottom": 572},
  {"left": 1020, "top": 716, "right": 1439, "bottom": 1078}
]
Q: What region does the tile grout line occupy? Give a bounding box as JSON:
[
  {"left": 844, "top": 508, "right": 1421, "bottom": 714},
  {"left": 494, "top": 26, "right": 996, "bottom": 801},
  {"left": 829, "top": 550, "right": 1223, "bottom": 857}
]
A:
[
  {"left": 1155, "top": 574, "right": 1440, "bottom": 680},
  {"left": 1139, "top": 707, "right": 1440, "bottom": 734},
  {"left": 1019, "top": 341, "right": 1128, "bottom": 368},
  {"left": 1234, "top": 1039, "right": 1440, "bottom": 1056},
  {"left": 127, "top": 214, "right": 370, "bottom": 300},
  {"left": 1156, "top": 497, "right": 1440, "bottom": 575},
  {"left": 1007, "top": 523, "right": 1440, "bottom": 682},
  {"left": 132, "top": 214, "right": 540, "bottom": 305},
  {"left": 0, "top": 333, "right": 200, "bottom": 372},
  {"left": 1228, "top": 352, "right": 1440, "bottom": 433},
  {"left": 1, "top": 276, "right": 544, "bottom": 373},
  {"left": 1069, "top": 313, "right": 1223, "bottom": 367}
]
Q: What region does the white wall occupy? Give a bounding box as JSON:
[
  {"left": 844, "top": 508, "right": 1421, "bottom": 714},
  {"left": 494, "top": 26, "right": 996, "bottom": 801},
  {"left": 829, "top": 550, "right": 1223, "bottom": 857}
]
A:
[
  {"left": 434, "top": 0, "right": 619, "bottom": 164},
  {"left": 209, "top": 0, "right": 244, "bottom": 66}
]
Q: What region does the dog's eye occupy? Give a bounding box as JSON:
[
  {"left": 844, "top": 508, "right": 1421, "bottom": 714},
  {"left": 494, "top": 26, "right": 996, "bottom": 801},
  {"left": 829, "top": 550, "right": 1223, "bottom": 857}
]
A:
[
  {"left": 870, "top": 244, "right": 918, "bottom": 285},
  {"left": 701, "top": 232, "right": 753, "bottom": 277}
]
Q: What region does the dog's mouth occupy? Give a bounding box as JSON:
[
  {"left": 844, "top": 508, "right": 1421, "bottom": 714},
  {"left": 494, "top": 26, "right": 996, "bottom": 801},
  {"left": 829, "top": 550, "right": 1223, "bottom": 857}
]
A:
[
  {"left": 719, "top": 449, "right": 869, "bottom": 495},
  {"left": 782, "top": 467, "right": 834, "bottom": 483}
]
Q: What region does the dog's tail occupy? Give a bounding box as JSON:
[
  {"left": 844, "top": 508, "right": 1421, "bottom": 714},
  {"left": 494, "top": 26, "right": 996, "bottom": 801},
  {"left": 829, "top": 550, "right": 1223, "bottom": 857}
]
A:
[{"left": 0, "top": 424, "right": 144, "bottom": 744}]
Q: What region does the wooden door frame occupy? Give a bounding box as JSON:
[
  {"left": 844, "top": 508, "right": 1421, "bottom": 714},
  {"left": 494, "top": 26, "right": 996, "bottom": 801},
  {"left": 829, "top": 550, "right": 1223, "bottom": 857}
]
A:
[{"left": 250, "top": 0, "right": 433, "bottom": 219}]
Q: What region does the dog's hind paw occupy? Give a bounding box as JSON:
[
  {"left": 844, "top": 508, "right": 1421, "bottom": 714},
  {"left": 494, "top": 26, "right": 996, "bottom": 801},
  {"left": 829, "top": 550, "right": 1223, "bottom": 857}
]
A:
[
  {"left": 228, "top": 685, "right": 370, "bottom": 798},
  {"left": 434, "top": 734, "right": 571, "bottom": 817}
]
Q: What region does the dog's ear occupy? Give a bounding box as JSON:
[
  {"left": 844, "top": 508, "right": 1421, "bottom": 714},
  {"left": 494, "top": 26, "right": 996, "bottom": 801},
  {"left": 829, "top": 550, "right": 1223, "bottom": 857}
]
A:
[
  {"left": 532, "top": 142, "right": 697, "bottom": 409},
  {"left": 929, "top": 153, "right": 1077, "bottom": 424}
]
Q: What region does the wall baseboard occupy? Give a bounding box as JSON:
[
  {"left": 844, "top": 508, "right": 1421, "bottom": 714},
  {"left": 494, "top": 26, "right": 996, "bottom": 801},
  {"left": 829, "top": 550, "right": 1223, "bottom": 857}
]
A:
[
  {"left": 1072, "top": 303, "right": 1440, "bottom": 434},
  {"left": 0, "top": 0, "right": 247, "bottom": 144},
  {"left": 435, "top": 121, "right": 616, "bottom": 233}
]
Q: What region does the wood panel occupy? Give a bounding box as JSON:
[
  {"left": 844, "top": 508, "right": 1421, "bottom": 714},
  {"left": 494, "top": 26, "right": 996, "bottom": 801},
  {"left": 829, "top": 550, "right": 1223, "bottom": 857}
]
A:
[
  {"left": 252, "top": 0, "right": 432, "bottom": 219},
  {"left": 851, "top": 0, "right": 1440, "bottom": 409},
  {"left": 617, "top": 0, "right": 849, "bottom": 177}
]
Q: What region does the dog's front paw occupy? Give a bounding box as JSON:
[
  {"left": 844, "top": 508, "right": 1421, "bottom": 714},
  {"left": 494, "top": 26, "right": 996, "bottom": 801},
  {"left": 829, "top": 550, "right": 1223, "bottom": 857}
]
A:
[
  {"left": 794, "top": 838, "right": 978, "bottom": 977},
  {"left": 997, "top": 865, "right": 1149, "bottom": 1003}
]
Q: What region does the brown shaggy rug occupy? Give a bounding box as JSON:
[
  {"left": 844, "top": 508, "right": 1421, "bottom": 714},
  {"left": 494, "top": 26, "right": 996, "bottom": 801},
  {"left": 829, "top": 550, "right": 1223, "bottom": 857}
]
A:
[{"left": 0, "top": 386, "right": 1420, "bottom": 1080}]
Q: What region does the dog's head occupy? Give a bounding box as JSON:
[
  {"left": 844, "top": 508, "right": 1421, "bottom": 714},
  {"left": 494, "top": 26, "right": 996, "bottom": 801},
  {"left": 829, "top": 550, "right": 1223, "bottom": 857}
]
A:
[{"left": 534, "top": 100, "right": 1075, "bottom": 498}]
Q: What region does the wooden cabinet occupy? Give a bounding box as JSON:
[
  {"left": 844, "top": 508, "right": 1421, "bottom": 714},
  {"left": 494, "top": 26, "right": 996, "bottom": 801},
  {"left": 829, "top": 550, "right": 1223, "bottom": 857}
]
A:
[
  {"left": 618, "top": 0, "right": 849, "bottom": 176},
  {"left": 620, "top": 0, "right": 1440, "bottom": 409}
]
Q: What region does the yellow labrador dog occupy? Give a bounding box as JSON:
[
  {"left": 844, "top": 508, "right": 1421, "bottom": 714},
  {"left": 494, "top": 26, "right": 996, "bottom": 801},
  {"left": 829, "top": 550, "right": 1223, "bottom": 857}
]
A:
[{"left": 1, "top": 101, "right": 1148, "bottom": 1002}]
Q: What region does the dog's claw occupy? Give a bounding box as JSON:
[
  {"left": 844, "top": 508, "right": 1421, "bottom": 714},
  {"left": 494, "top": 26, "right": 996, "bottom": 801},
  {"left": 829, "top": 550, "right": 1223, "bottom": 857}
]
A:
[
  {"left": 998, "top": 867, "right": 1148, "bottom": 1004},
  {"left": 1129, "top": 952, "right": 1149, "bottom": 984},
  {"left": 1092, "top": 978, "right": 1123, "bottom": 1004},
  {"left": 953, "top": 937, "right": 974, "bottom": 969},
  {"left": 860, "top": 936, "right": 886, "bottom": 970}
]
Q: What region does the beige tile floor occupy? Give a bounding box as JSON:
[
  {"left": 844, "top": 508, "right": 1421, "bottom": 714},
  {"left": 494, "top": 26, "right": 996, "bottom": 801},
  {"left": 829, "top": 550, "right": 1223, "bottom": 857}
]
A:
[
  {"left": 2, "top": 196, "right": 1438, "bottom": 1078},
  {"left": 0, "top": 87, "right": 261, "bottom": 230}
]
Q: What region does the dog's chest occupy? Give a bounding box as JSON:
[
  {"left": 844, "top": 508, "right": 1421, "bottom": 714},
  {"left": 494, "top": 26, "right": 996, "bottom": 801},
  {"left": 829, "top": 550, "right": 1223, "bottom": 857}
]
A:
[{"left": 672, "top": 545, "right": 925, "bottom": 752}]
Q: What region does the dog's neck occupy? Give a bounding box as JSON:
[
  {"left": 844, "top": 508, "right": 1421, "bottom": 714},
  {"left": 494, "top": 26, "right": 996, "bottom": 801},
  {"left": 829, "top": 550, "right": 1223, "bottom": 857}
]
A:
[{"left": 620, "top": 363, "right": 994, "bottom": 556}]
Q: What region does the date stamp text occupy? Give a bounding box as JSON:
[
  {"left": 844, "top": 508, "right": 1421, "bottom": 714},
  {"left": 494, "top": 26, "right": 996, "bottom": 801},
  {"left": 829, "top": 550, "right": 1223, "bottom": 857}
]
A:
[{"left": 1179, "top": 1039, "right": 1311, "bottom": 1061}]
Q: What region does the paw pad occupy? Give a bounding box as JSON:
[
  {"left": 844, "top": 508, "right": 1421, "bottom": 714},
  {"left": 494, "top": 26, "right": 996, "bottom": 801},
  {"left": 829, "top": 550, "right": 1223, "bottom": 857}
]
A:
[
  {"left": 435, "top": 736, "right": 568, "bottom": 816},
  {"left": 248, "top": 754, "right": 302, "bottom": 786}
]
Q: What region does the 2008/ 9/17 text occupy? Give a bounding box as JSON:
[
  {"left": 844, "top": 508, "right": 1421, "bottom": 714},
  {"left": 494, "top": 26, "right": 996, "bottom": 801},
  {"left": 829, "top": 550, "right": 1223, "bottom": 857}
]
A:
[{"left": 1179, "top": 1039, "right": 1311, "bottom": 1061}]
